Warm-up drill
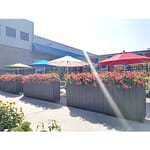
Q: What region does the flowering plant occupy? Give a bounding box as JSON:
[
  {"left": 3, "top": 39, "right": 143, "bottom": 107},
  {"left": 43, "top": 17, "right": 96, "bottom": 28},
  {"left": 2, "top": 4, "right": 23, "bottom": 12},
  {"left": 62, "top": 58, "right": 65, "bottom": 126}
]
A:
[
  {"left": 64, "top": 71, "right": 150, "bottom": 89},
  {"left": 36, "top": 120, "right": 61, "bottom": 132},
  {"left": 0, "top": 100, "right": 24, "bottom": 131},
  {"left": 0, "top": 74, "right": 22, "bottom": 82},
  {"left": 22, "top": 73, "right": 60, "bottom": 84}
]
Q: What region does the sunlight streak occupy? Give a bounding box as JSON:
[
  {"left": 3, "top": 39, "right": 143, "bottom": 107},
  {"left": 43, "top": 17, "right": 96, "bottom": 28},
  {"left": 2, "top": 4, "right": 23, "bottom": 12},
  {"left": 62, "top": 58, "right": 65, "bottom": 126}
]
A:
[{"left": 83, "top": 50, "right": 129, "bottom": 130}]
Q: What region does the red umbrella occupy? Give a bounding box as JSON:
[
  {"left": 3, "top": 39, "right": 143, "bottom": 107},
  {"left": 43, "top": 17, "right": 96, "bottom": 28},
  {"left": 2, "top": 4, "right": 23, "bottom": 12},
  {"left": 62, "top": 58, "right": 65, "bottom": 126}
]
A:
[{"left": 98, "top": 51, "right": 150, "bottom": 66}]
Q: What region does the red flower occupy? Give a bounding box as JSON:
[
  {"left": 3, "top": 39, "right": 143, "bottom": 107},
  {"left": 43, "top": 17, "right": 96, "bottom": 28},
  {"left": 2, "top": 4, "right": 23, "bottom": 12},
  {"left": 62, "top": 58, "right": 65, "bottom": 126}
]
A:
[
  {"left": 22, "top": 73, "right": 60, "bottom": 84},
  {"left": 0, "top": 74, "right": 22, "bottom": 82},
  {"left": 64, "top": 71, "right": 149, "bottom": 89}
]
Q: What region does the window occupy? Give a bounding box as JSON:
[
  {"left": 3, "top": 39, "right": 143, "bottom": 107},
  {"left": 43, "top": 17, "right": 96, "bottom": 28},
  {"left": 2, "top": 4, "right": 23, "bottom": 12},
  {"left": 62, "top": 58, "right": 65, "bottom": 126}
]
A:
[
  {"left": 20, "top": 31, "right": 29, "bottom": 41},
  {"left": 6, "top": 26, "right": 16, "bottom": 38}
]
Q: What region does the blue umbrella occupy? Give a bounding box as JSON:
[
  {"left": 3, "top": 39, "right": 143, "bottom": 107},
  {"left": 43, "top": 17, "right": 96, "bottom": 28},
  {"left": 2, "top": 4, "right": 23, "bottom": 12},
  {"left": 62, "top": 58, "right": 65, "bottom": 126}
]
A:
[
  {"left": 31, "top": 59, "right": 52, "bottom": 73},
  {"left": 31, "top": 59, "right": 49, "bottom": 67}
]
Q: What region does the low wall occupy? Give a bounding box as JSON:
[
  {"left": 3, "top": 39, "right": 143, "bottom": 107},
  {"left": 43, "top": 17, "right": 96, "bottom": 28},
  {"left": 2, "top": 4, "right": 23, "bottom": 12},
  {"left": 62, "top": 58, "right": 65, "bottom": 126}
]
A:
[{"left": 66, "top": 85, "right": 146, "bottom": 122}]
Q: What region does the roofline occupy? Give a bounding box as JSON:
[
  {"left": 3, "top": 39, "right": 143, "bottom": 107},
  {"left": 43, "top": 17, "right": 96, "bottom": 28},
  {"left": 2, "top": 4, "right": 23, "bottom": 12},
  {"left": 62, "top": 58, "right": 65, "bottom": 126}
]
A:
[{"left": 34, "top": 35, "right": 96, "bottom": 56}]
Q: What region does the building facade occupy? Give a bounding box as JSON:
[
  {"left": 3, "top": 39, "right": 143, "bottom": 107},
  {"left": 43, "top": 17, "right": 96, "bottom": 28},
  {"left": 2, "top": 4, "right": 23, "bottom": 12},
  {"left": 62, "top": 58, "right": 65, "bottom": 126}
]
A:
[
  {"left": 0, "top": 19, "right": 33, "bottom": 68},
  {"left": 0, "top": 19, "right": 96, "bottom": 69},
  {"left": 1, "top": 19, "right": 149, "bottom": 71}
]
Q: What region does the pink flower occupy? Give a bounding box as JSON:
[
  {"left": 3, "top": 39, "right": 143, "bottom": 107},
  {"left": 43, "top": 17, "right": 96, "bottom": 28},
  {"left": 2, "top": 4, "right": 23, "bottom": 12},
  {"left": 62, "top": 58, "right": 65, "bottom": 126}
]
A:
[
  {"left": 137, "top": 80, "right": 144, "bottom": 85},
  {"left": 93, "top": 82, "right": 97, "bottom": 87},
  {"left": 76, "top": 82, "right": 81, "bottom": 85},
  {"left": 22, "top": 73, "right": 60, "bottom": 84},
  {"left": 122, "top": 84, "right": 130, "bottom": 89},
  {"left": 64, "top": 71, "right": 149, "bottom": 89},
  {"left": 0, "top": 74, "right": 22, "bottom": 82}
]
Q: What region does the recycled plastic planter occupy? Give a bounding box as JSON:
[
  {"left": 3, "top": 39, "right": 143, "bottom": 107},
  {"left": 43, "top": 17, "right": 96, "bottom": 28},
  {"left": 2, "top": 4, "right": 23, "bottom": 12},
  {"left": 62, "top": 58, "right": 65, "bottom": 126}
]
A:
[
  {"left": 0, "top": 80, "right": 23, "bottom": 94},
  {"left": 23, "top": 82, "right": 60, "bottom": 102},
  {"left": 66, "top": 85, "right": 146, "bottom": 122}
]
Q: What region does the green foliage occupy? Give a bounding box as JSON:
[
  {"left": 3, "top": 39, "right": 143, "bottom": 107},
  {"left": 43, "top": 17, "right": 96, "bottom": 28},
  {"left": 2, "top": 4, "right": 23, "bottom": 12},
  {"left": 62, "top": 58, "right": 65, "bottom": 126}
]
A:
[
  {"left": 11, "top": 121, "right": 33, "bottom": 132},
  {"left": 36, "top": 120, "right": 61, "bottom": 132},
  {"left": 0, "top": 100, "right": 61, "bottom": 132},
  {"left": 48, "top": 120, "right": 61, "bottom": 132},
  {"left": 0, "top": 101, "right": 24, "bottom": 131}
]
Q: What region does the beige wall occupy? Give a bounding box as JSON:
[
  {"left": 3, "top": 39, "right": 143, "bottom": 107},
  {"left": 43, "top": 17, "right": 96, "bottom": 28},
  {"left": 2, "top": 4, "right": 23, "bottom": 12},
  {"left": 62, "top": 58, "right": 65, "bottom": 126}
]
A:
[
  {"left": 0, "top": 44, "right": 32, "bottom": 68},
  {"left": 0, "top": 44, "right": 60, "bottom": 69}
]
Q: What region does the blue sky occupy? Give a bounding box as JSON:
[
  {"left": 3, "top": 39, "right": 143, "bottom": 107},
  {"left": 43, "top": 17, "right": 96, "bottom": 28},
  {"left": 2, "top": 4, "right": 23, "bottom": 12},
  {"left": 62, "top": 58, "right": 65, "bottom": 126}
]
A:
[
  {"left": 1, "top": 0, "right": 150, "bottom": 55},
  {"left": 90, "top": 19, "right": 150, "bottom": 54}
]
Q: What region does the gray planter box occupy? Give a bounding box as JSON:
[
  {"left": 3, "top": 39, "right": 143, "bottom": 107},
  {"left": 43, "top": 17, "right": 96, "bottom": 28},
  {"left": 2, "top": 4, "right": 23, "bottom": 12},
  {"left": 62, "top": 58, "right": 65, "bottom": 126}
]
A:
[
  {"left": 66, "top": 85, "right": 146, "bottom": 122},
  {"left": 23, "top": 82, "right": 60, "bottom": 102},
  {"left": 0, "top": 80, "right": 23, "bottom": 94}
]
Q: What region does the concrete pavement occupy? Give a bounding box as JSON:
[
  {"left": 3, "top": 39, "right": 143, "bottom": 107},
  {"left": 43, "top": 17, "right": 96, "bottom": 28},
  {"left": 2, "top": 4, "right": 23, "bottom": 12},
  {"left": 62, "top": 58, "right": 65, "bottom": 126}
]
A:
[{"left": 1, "top": 90, "right": 150, "bottom": 131}]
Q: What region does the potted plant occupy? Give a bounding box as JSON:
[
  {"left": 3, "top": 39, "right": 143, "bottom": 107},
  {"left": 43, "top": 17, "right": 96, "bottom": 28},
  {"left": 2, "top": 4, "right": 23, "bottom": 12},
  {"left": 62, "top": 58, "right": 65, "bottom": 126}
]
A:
[
  {"left": 22, "top": 73, "right": 60, "bottom": 102},
  {"left": 64, "top": 71, "right": 148, "bottom": 122},
  {"left": 0, "top": 74, "right": 23, "bottom": 94}
]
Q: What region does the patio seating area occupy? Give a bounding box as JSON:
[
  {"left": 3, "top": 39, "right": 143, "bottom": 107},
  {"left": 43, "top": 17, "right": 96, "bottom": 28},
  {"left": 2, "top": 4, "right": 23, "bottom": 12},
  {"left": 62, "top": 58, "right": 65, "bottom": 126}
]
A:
[{"left": 0, "top": 53, "right": 150, "bottom": 131}]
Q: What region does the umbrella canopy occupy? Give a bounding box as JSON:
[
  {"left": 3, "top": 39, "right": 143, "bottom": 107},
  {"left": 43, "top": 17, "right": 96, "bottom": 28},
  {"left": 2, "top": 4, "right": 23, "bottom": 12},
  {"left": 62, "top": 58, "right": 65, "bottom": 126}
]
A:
[
  {"left": 48, "top": 56, "right": 88, "bottom": 67},
  {"left": 31, "top": 60, "right": 49, "bottom": 67},
  {"left": 98, "top": 51, "right": 150, "bottom": 66},
  {"left": 4, "top": 63, "right": 32, "bottom": 68},
  {"left": 30, "top": 59, "right": 52, "bottom": 73}
]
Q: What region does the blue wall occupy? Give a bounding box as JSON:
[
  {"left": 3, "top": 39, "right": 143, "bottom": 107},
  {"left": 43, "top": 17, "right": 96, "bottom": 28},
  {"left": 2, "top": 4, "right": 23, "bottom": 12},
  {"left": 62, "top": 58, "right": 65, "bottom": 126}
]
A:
[{"left": 32, "top": 43, "right": 84, "bottom": 59}]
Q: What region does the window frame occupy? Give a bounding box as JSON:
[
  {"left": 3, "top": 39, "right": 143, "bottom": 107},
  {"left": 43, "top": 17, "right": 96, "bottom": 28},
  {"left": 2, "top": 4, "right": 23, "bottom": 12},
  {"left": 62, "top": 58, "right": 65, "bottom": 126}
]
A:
[
  {"left": 20, "top": 31, "right": 29, "bottom": 41},
  {"left": 5, "top": 26, "right": 16, "bottom": 38}
]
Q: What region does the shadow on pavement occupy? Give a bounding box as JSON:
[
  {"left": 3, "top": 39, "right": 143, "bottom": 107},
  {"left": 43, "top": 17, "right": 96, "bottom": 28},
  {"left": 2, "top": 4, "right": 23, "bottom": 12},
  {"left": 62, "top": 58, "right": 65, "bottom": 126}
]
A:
[
  {"left": 1, "top": 89, "right": 150, "bottom": 131},
  {"left": 0, "top": 90, "right": 22, "bottom": 98},
  {"left": 68, "top": 106, "right": 127, "bottom": 131},
  {"left": 68, "top": 105, "right": 150, "bottom": 131},
  {"left": 20, "top": 95, "right": 63, "bottom": 110}
]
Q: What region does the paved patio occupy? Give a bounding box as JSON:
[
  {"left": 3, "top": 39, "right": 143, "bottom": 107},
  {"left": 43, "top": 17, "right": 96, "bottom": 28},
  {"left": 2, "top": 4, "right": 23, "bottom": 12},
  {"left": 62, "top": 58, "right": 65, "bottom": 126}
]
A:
[{"left": 1, "top": 89, "right": 150, "bottom": 131}]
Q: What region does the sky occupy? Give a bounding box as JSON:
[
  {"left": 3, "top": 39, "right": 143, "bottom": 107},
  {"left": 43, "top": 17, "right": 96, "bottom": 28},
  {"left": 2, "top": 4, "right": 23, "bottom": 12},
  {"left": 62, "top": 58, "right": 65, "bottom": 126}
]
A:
[
  {"left": 1, "top": 0, "right": 150, "bottom": 55},
  {"left": 0, "top": 0, "right": 150, "bottom": 146}
]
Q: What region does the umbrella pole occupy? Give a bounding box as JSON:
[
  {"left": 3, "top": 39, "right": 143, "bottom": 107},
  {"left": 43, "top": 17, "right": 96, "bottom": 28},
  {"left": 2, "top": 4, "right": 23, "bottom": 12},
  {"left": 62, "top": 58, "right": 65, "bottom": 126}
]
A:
[
  {"left": 44, "top": 66, "right": 46, "bottom": 73},
  {"left": 67, "top": 67, "right": 69, "bottom": 74},
  {"left": 146, "top": 63, "right": 148, "bottom": 72},
  {"left": 17, "top": 68, "right": 19, "bottom": 74}
]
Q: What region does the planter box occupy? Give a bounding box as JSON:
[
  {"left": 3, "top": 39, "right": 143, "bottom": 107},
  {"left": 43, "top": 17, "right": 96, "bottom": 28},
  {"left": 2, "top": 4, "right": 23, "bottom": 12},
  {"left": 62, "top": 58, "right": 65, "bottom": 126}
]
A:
[
  {"left": 0, "top": 80, "right": 23, "bottom": 94},
  {"left": 23, "top": 82, "right": 60, "bottom": 102},
  {"left": 66, "top": 85, "right": 146, "bottom": 122}
]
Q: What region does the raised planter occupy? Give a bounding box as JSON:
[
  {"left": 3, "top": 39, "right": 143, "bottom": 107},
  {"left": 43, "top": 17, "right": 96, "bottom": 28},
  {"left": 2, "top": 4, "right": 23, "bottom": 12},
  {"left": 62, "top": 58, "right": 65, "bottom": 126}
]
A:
[
  {"left": 0, "top": 80, "right": 23, "bottom": 94},
  {"left": 66, "top": 85, "right": 146, "bottom": 122},
  {"left": 23, "top": 82, "right": 60, "bottom": 102},
  {"left": 0, "top": 74, "right": 23, "bottom": 94}
]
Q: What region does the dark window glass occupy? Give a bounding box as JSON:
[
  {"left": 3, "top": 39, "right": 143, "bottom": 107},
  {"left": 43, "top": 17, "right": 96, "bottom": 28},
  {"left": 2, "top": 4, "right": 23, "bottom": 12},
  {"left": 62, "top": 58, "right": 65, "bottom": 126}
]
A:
[
  {"left": 6, "top": 26, "right": 16, "bottom": 38},
  {"left": 20, "top": 31, "right": 29, "bottom": 41}
]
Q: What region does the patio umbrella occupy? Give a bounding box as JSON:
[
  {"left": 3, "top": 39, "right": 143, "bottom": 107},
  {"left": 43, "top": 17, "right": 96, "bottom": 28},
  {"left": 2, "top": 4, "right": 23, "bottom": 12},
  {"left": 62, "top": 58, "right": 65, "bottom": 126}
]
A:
[
  {"left": 30, "top": 60, "right": 50, "bottom": 73},
  {"left": 98, "top": 51, "right": 150, "bottom": 66},
  {"left": 31, "top": 59, "right": 49, "bottom": 67},
  {"left": 48, "top": 56, "right": 88, "bottom": 67},
  {"left": 5, "top": 63, "right": 32, "bottom": 68},
  {"left": 4, "top": 63, "right": 32, "bottom": 74},
  {"left": 48, "top": 56, "right": 88, "bottom": 74}
]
